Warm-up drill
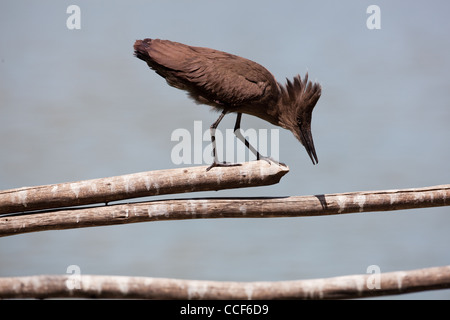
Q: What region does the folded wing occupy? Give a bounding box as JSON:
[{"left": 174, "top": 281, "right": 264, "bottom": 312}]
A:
[{"left": 134, "top": 39, "right": 279, "bottom": 108}]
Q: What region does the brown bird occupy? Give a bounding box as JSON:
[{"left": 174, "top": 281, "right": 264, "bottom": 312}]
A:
[{"left": 134, "top": 38, "right": 321, "bottom": 170}]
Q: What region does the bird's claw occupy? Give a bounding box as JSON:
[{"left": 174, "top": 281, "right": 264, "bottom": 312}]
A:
[
  {"left": 206, "top": 158, "right": 286, "bottom": 171},
  {"left": 257, "top": 156, "right": 286, "bottom": 167},
  {"left": 206, "top": 161, "right": 242, "bottom": 171}
]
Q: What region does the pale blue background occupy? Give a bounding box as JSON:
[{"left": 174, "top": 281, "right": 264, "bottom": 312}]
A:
[{"left": 1, "top": 1, "right": 449, "bottom": 299}]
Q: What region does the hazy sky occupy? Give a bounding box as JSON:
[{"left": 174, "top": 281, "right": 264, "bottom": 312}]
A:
[{"left": 1, "top": 1, "right": 449, "bottom": 299}]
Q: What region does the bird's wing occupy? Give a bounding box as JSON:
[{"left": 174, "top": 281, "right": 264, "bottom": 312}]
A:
[{"left": 135, "top": 39, "right": 279, "bottom": 107}]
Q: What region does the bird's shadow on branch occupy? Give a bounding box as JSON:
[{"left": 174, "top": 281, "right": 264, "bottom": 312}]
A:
[{"left": 314, "top": 194, "right": 328, "bottom": 210}]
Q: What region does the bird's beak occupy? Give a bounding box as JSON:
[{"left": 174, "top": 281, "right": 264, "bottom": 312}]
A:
[{"left": 299, "top": 126, "right": 318, "bottom": 165}]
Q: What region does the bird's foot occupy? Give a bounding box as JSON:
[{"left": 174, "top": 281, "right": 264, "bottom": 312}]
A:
[
  {"left": 257, "top": 156, "right": 287, "bottom": 167},
  {"left": 206, "top": 161, "right": 242, "bottom": 172}
]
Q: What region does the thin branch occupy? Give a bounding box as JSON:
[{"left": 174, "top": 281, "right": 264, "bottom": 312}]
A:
[
  {"left": 0, "top": 184, "right": 448, "bottom": 237},
  {"left": 0, "top": 161, "right": 289, "bottom": 215},
  {"left": 1, "top": 265, "right": 449, "bottom": 299}
]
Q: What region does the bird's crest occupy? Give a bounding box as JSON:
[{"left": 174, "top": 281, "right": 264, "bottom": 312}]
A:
[{"left": 280, "top": 73, "right": 321, "bottom": 118}]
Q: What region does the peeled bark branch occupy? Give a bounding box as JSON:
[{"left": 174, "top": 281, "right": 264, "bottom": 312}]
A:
[
  {"left": 0, "top": 161, "right": 289, "bottom": 215},
  {"left": 1, "top": 265, "right": 449, "bottom": 299},
  {"left": 1, "top": 184, "right": 448, "bottom": 237}
]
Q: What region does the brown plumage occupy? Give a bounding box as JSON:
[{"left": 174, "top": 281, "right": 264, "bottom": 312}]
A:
[{"left": 134, "top": 38, "right": 321, "bottom": 170}]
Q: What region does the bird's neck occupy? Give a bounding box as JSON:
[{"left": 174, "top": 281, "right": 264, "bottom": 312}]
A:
[
  {"left": 274, "top": 99, "right": 297, "bottom": 130},
  {"left": 236, "top": 102, "right": 279, "bottom": 127}
]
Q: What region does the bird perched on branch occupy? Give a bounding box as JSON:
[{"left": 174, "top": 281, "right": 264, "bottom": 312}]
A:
[{"left": 134, "top": 38, "right": 321, "bottom": 171}]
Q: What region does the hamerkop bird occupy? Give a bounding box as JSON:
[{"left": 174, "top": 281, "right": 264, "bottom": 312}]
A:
[{"left": 134, "top": 38, "right": 321, "bottom": 170}]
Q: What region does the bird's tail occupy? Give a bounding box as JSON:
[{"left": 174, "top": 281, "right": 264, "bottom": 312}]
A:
[
  {"left": 134, "top": 38, "right": 195, "bottom": 71},
  {"left": 134, "top": 38, "right": 153, "bottom": 62}
]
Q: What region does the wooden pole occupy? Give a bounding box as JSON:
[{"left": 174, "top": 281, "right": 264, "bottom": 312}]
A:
[
  {"left": 1, "top": 265, "right": 449, "bottom": 299},
  {"left": 1, "top": 184, "right": 448, "bottom": 237},
  {"left": 0, "top": 161, "right": 289, "bottom": 215}
]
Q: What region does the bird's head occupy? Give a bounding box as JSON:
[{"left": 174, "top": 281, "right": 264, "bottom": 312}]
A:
[{"left": 279, "top": 73, "right": 321, "bottom": 164}]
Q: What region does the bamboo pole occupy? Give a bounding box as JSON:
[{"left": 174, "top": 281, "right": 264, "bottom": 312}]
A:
[
  {"left": 0, "top": 161, "right": 289, "bottom": 215},
  {"left": 1, "top": 265, "right": 449, "bottom": 299},
  {"left": 1, "top": 184, "right": 448, "bottom": 237}
]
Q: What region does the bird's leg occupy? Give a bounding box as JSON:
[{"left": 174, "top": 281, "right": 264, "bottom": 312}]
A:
[
  {"left": 206, "top": 110, "right": 241, "bottom": 171},
  {"left": 233, "top": 113, "right": 264, "bottom": 160},
  {"left": 233, "top": 113, "right": 286, "bottom": 167}
]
